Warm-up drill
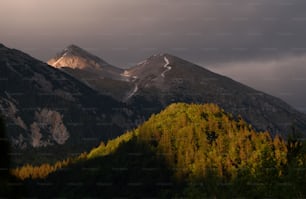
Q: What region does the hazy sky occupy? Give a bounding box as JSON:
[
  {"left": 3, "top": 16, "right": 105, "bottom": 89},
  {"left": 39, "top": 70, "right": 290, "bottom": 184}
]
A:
[{"left": 1, "top": 0, "right": 306, "bottom": 112}]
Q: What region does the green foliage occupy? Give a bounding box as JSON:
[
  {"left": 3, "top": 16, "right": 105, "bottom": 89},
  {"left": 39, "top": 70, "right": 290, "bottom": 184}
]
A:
[
  {"left": 87, "top": 131, "right": 134, "bottom": 159},
  {"left": 11, "top": 153, "right": 87, "bottom": 180},
  {"left": 137, "top": 104, "right": 286, "bottom": 179},
  {"left": 12, "top": 131, "right": 135, "bottom": 180},
  {"left": 11, "top": 103, "right": 306, "bottom": 198}
]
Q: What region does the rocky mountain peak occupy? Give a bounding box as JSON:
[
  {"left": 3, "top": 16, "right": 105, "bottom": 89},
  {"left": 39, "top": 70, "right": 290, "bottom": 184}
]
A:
[
  {"left": 61, "top": 44, "right": 92, "bottom": 58},
  {"left": 47, "top": 45, "right": 123, "bottom": 79},
  {"left": 65, "top": 44, "right": 82, "bottom": 51},
  {"left": 125, "top": 52, "right": 214, "bottom": 81},
  {"left": 138, "top": 53, "right": 173, "bottom": 64},
  {"left": 47, "top": 44, "right": 103, "bottom": 70}
]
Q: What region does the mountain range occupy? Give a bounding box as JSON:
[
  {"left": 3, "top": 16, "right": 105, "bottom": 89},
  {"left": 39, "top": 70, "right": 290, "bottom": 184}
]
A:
[
  {"left": 1, "top": 42, "right": 306, "bottom": 198},
  {"left": 1, "top": 43, "right": 306, "bottom": 164},
  {"left": 48, "top": 45, "right": 306, "bottom": 137}
]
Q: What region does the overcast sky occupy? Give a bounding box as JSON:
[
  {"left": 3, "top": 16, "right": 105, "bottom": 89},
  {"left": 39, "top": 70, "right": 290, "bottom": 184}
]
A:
[{"left": 1, "top": 0, "right": 306, "bottom": 112}]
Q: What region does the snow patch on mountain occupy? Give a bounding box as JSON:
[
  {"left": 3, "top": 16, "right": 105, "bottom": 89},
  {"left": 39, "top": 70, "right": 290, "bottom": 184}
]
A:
[
  {"left": 121, "top": 70, "right": 138, "bottom": 82},
  {"left": 137, "top": 59, "right": 148, "bottom": 66},
  {"left": 161, "top": 56, "right": 172, "bottom": 78},
  {"left": 126, "top": 84, "right": 139, "bottom": 100},
  {"left": 121, "top": 70, "right": 131, "bottom": 77}
]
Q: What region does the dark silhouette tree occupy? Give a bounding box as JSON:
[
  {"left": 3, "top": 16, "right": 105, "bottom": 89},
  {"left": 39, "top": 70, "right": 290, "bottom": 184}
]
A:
[{"left": 0, "top": 115, "right": 10, "bottom": 196}]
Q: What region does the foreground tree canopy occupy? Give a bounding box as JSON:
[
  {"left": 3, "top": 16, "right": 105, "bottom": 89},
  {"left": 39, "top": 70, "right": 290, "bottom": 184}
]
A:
[{"left": 11, "top": 103, "right": 306, "bottom": 198}]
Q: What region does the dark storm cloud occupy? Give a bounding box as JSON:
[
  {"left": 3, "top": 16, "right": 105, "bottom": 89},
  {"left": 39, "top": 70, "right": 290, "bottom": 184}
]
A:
[
  {"left": 1, "top": 0, "right": 306, "bottom": 110},
  {"left": 1, "top": 0, "right": 306, "bottom": 65},
  {"left": 208, "top": 54, "right": 306, "bottom": 113}
]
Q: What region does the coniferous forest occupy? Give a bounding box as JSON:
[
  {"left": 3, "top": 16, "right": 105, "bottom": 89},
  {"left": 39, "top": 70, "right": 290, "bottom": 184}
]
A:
[{"left": 3, "top": 103, "right": 306, "bottom": 198}]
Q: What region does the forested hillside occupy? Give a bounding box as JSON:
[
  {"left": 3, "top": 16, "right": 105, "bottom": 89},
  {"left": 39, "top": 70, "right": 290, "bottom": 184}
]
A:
[{"left": 12, "top": 103, "right": 306, "bottom": 198}]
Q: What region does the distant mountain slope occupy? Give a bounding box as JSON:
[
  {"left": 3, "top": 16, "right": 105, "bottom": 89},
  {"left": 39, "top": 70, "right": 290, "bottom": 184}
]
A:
[
  {"left": 124, "top": 53, "right": 306, "bottom": 137},
  {"left": 48, "top": 45, "right": 132, "bottom": 100},
  {"left": 47, "top": 47, "right": 306, "bottom": 137},
  {"left": 60, "top": 67, "right": 133, "bottom": 101},
  {"left": 17, "top": 103, "right": 306, "bottom": 198},
  {"left": 0, "top": 44, "right": 135, "bottom": 165}
]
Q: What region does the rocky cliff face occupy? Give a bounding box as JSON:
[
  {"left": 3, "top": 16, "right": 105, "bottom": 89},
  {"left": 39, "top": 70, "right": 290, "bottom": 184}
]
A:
[{"left": 30, "top": 108, "right": 69, "bottom": 147}]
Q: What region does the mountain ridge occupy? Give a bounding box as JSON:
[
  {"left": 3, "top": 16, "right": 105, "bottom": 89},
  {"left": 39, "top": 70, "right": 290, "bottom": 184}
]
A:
[
  {"left": 47, "top": 46, "right": 306, "bottom": 137},
  {"left": 124, "top": 53, "right": 306, "bottom": 137}
]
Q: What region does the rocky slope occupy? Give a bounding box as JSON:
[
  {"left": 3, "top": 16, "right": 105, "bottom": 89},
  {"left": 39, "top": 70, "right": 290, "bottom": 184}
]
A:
[
  {"left": 124, "top": 53, "right": 306, "bottom": 137},
  {"left": 48, "top": 45, "right": 132, "bottom": 100},
  {"left": 0, "top": 44, "right": 135, "bottom": 165},
  {"left": 48, "top": 44, "right": 123, "bottom": 79}
]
